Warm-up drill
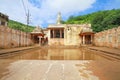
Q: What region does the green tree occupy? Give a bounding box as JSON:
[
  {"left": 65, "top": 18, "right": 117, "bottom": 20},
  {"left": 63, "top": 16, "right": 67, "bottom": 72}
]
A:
[{"left": 65, "top": 9, "right": 120, "bottom": 32}]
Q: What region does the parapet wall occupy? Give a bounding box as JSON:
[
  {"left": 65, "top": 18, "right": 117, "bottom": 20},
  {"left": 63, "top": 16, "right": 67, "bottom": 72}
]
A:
[
  {"left": 94, "top": 26, "right": 120, "bottom": 49},
  {"left": 0, "top": 26, "right": 33, "bottom": 49}
]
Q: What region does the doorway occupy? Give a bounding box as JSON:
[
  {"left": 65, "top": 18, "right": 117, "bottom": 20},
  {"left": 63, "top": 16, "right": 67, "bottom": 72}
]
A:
[{"left": 85, "top": 35, "right": 91, "bottom": 44}]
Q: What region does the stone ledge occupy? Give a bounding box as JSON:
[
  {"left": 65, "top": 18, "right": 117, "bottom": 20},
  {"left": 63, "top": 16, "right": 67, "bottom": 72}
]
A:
[
  {"left": 0, "top": 46, "right": 39, "bottom": 55},
  {"left": 88, "top": 46, "right": 120, "bottom": 59}
]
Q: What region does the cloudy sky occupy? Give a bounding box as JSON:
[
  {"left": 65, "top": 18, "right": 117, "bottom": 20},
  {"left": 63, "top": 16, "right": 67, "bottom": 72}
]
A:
[{"left": 0, "top": 0, "right": 120, "bottom": 28}]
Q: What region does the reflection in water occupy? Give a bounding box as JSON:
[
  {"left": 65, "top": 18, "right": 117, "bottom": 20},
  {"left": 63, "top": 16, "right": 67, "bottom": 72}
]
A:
[
  {"left": 0, "top": 48, "right": 108, "bottom": 60},
  {"left": 0, "top": 48, "right": 120, "bottom": 80}
]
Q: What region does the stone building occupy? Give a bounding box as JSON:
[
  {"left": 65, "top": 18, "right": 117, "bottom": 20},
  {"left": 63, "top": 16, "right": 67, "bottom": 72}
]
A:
[
  {"left": 0, "top": 12, "right": 8, "bottom": 26},
  {"left": 31, "top": 26, "right": 44, "bottom": 45},
  {"left": 47, "top": 13, "right": 94, "bottom": 46}
]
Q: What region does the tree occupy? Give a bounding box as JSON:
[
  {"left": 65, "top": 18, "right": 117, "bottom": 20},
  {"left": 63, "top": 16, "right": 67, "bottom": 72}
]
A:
[{"left": 65, "top": 9, "right": 120, "bottom": 32}]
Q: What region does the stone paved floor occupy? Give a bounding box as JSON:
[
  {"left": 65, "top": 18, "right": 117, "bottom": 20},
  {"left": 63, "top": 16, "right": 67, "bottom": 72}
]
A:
[{"left": 0, "top": 60, "right": 120, "bottom": 80}]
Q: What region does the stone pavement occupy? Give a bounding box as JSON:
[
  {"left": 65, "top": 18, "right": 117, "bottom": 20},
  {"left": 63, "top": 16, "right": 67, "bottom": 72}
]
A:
[
  {"left": 0, "top": 45, "right": 40, "bottom": 55},
  {"left": 0, "top": 60, "right": 120, "bottom": 80},
  {"left": 88, "top": 46, "right": 120, "bottom": 57},
  {"left": 0, "top": 60, "right": 99, "bottom": 80}
]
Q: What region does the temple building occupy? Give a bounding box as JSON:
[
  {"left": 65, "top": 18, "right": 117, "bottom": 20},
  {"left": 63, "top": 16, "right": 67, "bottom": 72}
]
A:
[
  {"left": 0, "top": 12, "right": 8, "bottom": 26},
  {"left": 31, "top": 26, "right": 44, "bottom": 45},
  {"left": 47, "top": 12, "right": 94, "bottom": 46}
]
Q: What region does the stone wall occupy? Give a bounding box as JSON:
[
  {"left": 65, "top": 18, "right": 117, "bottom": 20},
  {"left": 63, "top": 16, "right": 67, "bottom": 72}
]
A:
[
  {"left": 64, "top": 25, "right": 82, "bottom": 46},
  {"left": 94, "top": 26, "right": 120, "bottom": 49},
  {"left": 0, "top": 26, "right": 33, "bottom": 49},
  {"left": 48, "top": 38, "right": 64, "bottom": 45}
]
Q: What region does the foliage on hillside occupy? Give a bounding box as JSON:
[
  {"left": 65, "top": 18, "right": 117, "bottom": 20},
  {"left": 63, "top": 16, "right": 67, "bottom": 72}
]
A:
[
  {"left": 65, "top": 9, "right": 120, "bottom": 32},
  {"left": 8, "top": 20, "right": 35, "bottom": 32}
]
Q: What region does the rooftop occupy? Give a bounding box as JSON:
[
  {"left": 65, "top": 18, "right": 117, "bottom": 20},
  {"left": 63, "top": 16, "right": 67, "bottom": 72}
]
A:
[{"left": 0, "top": 12, "right": 9, "bottom": 21}]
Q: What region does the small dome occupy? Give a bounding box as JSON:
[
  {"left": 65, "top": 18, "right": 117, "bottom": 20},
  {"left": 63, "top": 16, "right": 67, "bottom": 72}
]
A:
[{"left": 32, "top": 26, "right": 43, "bottom": 33}]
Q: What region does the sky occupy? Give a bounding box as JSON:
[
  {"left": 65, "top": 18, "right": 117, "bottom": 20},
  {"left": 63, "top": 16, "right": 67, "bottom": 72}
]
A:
[{"left": 0, "top": 0, "right": 120, "bottom": 28}]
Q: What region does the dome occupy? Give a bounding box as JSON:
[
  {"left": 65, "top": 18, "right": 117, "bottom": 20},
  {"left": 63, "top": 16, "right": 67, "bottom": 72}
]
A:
[{"left": 32, "top": 26, "right": 43, "bottom": 34}]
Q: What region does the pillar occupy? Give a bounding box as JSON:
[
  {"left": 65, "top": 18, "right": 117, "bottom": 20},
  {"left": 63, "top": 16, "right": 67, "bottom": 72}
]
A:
[
  {"left": 5, "top": 22, "right": 7, "bottom": 26},
  {"left": 53, "top": 29, "right": 55, "bottom": 38},
  {"left": 60, "top": 29, "right": 62, "bottom": 38},
  {"left": 83, "top": 35, "right": 85, "bottom": 44},
  {"left": 39, "top": 36, "right": 41, "bottom": 45},
  {"left": 91, "top": 35, "right": 93, "bottom": 44}
]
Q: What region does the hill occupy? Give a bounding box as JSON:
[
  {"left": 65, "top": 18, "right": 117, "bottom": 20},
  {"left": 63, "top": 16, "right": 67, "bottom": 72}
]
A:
[
  {"left": 65, "top": 9, "right": 120, "bottom": 32},
  {"left": 8, "top": 20, "right": 35, "bottom": 32}
]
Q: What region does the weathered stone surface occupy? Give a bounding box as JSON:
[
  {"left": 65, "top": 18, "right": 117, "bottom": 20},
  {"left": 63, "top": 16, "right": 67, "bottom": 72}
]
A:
[
  {"left": 48, "top": 24, "right": 92, "bottom": 46},
  {"left": 64, "top": 25, "right": 83, "bottom": 45},
  {"left": 94, "top": 26, "right": 120, "bottom": 49},
  {"left": 49, "top": 38, "right": 64, "bottom": 45},
  {"left": 0, "top": 26, "right": 33, "bottom": 49}
]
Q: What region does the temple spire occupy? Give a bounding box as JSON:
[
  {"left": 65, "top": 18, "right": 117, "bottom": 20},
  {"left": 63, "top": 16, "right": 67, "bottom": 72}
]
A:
[{"left": 56, "top": 12, "right": 62, "bottom": 24}]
